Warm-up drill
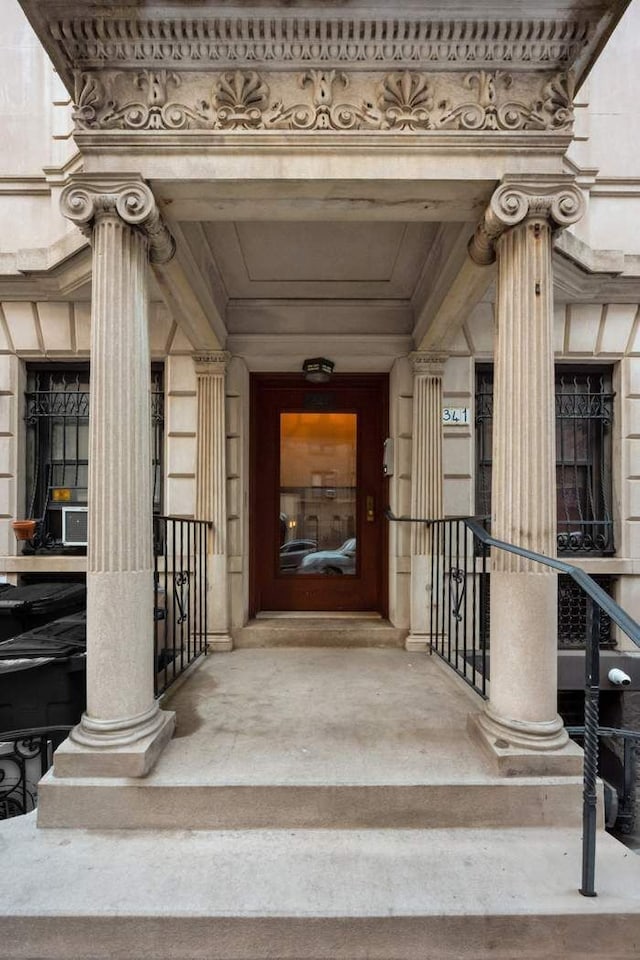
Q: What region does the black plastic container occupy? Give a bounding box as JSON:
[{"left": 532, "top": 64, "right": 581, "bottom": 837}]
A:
[
  {"left": 0, "top": 613, "right": 87, "bottom": 734},
  {"left": 0, "top": 582, "right": 86, "bottom": 643}
]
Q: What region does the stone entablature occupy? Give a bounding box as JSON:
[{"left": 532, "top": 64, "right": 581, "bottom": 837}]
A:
[
  {"left": 51, "top": 16, "right": 593, "bottom": 73},
  {"left": 72, "top": 67, "right": 574, "bottom": 133}
]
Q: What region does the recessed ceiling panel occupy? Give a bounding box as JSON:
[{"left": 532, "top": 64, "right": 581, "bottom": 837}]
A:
[
  {"left": 235, "top": 222, "right": 405, "bottom": 283},
  {"left": 197, "top": 220, "right": 438, "bottom": 300}
]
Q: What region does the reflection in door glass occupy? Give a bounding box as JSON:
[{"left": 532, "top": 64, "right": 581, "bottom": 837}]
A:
[{"left": 279, "top": 413, "right": 357, "bottom": 575}]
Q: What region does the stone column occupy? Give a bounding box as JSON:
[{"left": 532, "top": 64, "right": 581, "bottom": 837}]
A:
[
  {"left": 406, "top": 352, "right": 447, "bottom": 652},
  {"left": 194, "top": 352, "right": 233, "bottom": 652},
  {"left": 468, "top": 176, "right": 584, "bottom": 766},
  {"left": 56, "top": 176, "right": 176, "bottom": 777}
]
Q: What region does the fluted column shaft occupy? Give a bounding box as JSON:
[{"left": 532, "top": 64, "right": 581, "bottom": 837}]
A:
[
  {"left": 85, "top": 214, "right": 156, "bottom": 728},
  {"left": 407, "top": 353, "right": 445, "bottom": 648},
  {"left": 57, "top": 176, "right": 176, "bottom": 775},
  {"left": 195, "top": 352, "right": 233, "bottom": 650},
  {"left": 468, "top": 176, "right": 585, "bottom": 754}
]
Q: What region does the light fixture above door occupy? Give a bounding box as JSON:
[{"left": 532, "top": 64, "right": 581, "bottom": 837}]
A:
[{"left": 302, "top": 358, "right": 335, "bottom": 383}]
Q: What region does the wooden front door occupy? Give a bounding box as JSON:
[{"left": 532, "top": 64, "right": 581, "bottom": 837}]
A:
[{"left": 250, "top": 374, "right": 388, "bottom": 614}]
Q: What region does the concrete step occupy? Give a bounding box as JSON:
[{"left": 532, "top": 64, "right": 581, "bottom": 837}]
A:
[
  {"left": 37, "top": 649, "right": 584, "bottom": 830},
  {"left": 234, "top": 617, "right": 407, "bottom": 647},
  {"left": 3, "top": 817, "right": 640, "bottom": 959},
  {"left": 37, "top": 770, "right": 586, "bottom": 830}
]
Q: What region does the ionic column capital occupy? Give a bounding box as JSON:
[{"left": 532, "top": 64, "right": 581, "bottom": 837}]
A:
[
  {"left": 193, "top": 351, "right": 231, "bottom": 376},
  {"left": 468, "top": 176, "right": 585, "bottom": 266},
  {"left": 60, "top": 174, "right": 175, "bottom": 264},
  {"left": 409, "top": 351, "right": 448, "bottom": 379}
]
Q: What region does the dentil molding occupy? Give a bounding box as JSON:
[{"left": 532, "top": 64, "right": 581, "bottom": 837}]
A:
[
  {"left": 52, "top": 17, "right": 592, "bottom": 72},
  {"left": 468, "top": 178, "right": 586, "bottom": 266},
  {"left": 72, "top": 67, "right": 574, "bottom": 133},
  {"left": 59, "top": 177, "right": 175, "bottom": 264}
]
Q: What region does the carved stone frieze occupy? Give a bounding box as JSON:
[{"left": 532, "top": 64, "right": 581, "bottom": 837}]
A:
[
  {"left": 72, "top": 68, "right": 575, "bottom": 135},
  {"left": 52, "top": 17, "right": 593, "bottom": 72}
]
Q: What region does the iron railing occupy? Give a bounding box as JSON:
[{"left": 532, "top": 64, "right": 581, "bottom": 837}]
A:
[
  {"left": 386, "top": 508, "right": 640, "bottom": 897},
  {"left": 0, "top": 726, "right": 72, "bottom": 819},
  {"left": 153, "top": 515, "right": 211, "bottom": 697},
  {"left": 567, "top": 726, "right": 640, "bottom": 835}
]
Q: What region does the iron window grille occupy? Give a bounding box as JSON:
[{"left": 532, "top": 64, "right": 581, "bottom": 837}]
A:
[
  {"left": 475, "top": 365, "right": 615, "bottom": 556},
  {"left": 24, "top": 365, "right": 164, "bottom": 549}
]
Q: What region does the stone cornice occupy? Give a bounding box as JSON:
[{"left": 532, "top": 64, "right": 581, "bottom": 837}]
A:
[
  {"left": 51, "top": 16, "right": 593, "bottom": 73},
  {"left": 59, "top": 176, "right": 176, "bottom": 264},
  {"left": 468, "top": 176, "right": 585, "bottom": 266}
]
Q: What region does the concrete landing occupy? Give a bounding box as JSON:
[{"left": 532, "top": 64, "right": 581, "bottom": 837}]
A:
[
  {"left": 2, "top": 816, "right": 640, "bottom": 959},
  {"left": 234, "top": 617, "right": 406, "bottom": 647},
  {"left": 39, "top": 649, "right": 584, "bottom": 830}
]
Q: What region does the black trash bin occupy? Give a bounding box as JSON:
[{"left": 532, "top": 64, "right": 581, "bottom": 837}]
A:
[
  {"left": 0, "top": 612, "right": 86, "bottom": 734},
  {"left": 0, "top": 582, "right": 86, "bottom": 643}
]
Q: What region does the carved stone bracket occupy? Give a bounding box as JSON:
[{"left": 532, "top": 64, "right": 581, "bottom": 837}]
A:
[
  {"left": 468, "top": 178, "right": 585, "bottom": 266},
  {"left": 409, "top": 352, "right": 449, "bottom": 378},
  {"left": 72, "top": 67, "right": 575, "bottom": 135},
  {"left": 60, "top": 176, "right": 176, "bottom": 264}
]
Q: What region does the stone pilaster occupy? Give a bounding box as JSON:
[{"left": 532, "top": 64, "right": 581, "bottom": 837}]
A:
[
  {"left": 194, "top": 352, "right": 233, "bottom": 652},
  {"left": 406, "top": 352, "right": 447, "bottom": 653},
  {"left": 55, "top": 176, "right": 176, "bottom": 777},
  {"left": 468, "top": 177, "right": 585, "bottom": 769}
]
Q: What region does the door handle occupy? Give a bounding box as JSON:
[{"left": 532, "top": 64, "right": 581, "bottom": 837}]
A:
[{"left": 366, "top": 495, "right": 375, "bottom": 522}]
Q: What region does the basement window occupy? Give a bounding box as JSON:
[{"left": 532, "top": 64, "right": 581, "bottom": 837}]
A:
[
  {"left": 475, "top": 364, "right": 615, "bottom": 555},
  {"left": 24, "top": 364, "right": 164, "bottom": 551}
]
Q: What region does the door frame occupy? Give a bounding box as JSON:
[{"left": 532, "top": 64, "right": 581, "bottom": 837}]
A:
[{"left": 249, "top": 372, "right": 389, "bottom": 618}]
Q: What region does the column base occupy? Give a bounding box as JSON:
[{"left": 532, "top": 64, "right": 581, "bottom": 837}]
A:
[
  {"left": 467, "top": 709, "right": 583, "bottom": 776},
  {"left": 405, "top": 633, "right": 431, "bottom": 653},
  {"left": 207, "top": 633, "right": 234, "bottom": 653},
  {"left": 53, "top": 709, "right": 175, "bottom": 778}
]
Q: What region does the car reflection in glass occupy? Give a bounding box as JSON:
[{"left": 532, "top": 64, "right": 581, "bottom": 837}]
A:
[
  {"left": 279, "top": 539, "right": 318, "bottom": 573},
  {"left": 298, "top": 538, "right": 356, "bottom": 576}
]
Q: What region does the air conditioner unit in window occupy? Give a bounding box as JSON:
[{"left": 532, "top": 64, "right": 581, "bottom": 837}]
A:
[{"left": 62, "top": 507, "right": 88, "bottom": 546}]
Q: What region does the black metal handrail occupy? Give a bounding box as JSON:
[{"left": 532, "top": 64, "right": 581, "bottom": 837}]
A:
[
  {"left": 153, "top": 515, "right": 212, "bottom": 697},
  {"left": 385, "top": 507, "right": 640, "bottom": 897},
  {"left": 566, "top": 726, "right": 640, "bottom": 836}
]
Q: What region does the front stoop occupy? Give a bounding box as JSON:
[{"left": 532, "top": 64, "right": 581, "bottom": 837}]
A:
[
  {"left": 2, "top": 818, "right": 640, "bottom": 960},
  {"left": 8, "top": 649, "right": 637, "bottom": 959},
  {"left": 37, "top": 648, "right": 585, "bottom": 830}
]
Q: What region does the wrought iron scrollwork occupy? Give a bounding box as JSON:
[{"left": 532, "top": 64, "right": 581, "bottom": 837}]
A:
[
  {"left": 173, "top": 571, "right": 190, "bottom": 625},
  {"left": 449, "top": 567, "right": 466, "bottom": 623},
  {"left": 0, "top": 727, "right": 71, "bottom": 820}
]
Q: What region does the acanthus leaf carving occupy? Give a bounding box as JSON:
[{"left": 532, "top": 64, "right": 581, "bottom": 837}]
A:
[
  {"left": 265, "top": 70, "right": 380, "bottom": 131},
  {"left": 101, "top": 69, "right": 212, "bottom": 130},
  {"left": 71, "top": 67, "right": 574, "bottom": 135},
  {"left": 435, "top": 71, "right": 551, "bottom": 131}
]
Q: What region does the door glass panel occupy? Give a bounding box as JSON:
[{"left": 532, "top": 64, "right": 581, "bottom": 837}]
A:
[{"left": 279, "top": 412, "right": 357, "bottom": 575}]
